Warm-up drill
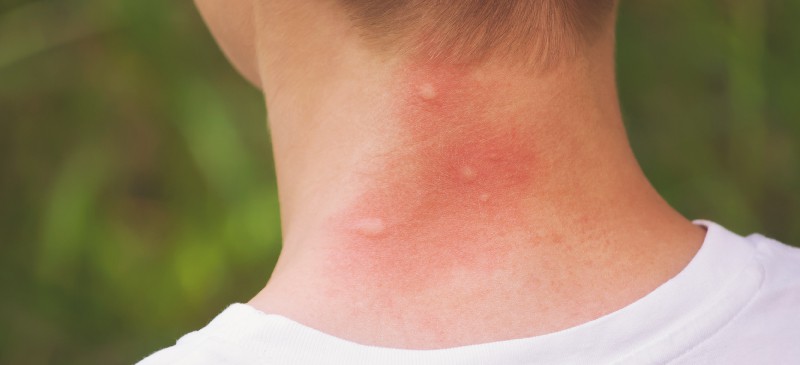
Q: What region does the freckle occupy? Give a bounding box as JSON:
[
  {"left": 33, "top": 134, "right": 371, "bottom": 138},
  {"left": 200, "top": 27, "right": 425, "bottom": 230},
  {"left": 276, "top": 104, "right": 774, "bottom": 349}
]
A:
[
  {"left": 418, "top": 83, "right": 437, "bottom": 100},
  {"left": 460, "top": 166, "right": 477, "bottom": 181},
  {"left": 354, "top": 218, "right": 386, "bottom": 237}
]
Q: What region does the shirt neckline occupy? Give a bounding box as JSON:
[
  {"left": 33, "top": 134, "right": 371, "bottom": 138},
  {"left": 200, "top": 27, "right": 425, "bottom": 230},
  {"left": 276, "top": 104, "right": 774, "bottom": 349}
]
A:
[{"left": 204, "top": 221, "right": 764, "bottom": 364}]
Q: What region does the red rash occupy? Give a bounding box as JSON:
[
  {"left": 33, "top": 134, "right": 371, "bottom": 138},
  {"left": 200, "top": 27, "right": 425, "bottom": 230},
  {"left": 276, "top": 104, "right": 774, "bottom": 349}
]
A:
[{"left": 326, "top": 62, "right": 547, "bottom": 295}]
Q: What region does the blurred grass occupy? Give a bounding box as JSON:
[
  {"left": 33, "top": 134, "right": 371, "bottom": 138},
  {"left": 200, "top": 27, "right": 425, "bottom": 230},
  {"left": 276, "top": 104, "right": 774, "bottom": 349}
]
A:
[{"left": 1, "top": 0, "right": 798, "bottom": 364}]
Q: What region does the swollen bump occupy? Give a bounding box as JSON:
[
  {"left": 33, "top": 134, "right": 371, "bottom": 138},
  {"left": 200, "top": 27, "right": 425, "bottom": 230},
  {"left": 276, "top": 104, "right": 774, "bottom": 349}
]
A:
[
  {"left": 418, "top": 83, "right": 437, "bottom": 100},
  {"left": 460, "top": 166, "right": 477, "bottom": 181},
  {"left": 353, "top": 217, "right": 386, "bottom": 238}
]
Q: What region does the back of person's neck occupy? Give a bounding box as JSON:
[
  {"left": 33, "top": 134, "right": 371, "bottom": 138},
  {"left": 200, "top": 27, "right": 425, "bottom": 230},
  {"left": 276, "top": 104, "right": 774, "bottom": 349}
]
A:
[{"left": 249, "top": 37, "right": 704, "bottom": 349}]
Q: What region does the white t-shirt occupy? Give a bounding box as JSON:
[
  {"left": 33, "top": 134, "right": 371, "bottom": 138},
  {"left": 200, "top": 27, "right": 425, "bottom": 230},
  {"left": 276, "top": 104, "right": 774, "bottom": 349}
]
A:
[{"left": 138, "top": 221, "right": 800, "bottom": 364}]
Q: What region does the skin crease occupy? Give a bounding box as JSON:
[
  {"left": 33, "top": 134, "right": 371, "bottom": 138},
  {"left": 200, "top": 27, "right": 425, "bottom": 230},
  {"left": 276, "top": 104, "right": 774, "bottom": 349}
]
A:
[{"left": 194, "top": 0, "right": 706, "bottom": 349}]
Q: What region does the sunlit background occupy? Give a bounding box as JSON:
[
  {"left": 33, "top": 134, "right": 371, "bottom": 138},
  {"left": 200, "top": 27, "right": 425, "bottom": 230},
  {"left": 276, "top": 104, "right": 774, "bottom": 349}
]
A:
[{"left": 1, "top": 1, "right": 798, "bottom": 363}]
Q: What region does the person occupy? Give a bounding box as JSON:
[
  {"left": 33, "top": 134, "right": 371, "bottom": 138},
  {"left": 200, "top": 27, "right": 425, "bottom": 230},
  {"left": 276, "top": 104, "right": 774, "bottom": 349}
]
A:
[{"left": 138, "top": 1, "right": 800, "bottom": 364}]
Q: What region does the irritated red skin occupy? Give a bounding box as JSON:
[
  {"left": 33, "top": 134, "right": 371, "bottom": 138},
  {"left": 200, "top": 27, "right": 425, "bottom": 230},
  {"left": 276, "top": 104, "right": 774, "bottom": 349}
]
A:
[{"left": 325, "top": 61, "right": 548, "bottom": 296}]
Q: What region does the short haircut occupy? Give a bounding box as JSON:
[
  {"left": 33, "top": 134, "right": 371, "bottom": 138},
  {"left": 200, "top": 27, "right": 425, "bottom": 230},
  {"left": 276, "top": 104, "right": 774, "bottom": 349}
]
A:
[{"left": 338, "top": 0, "right": 616, "bottom": 67}]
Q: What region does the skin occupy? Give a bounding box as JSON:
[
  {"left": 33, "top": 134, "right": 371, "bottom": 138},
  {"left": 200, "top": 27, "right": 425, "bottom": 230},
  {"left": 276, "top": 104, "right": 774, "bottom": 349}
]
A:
[
  {"left": 329, "top": 63, "right": 544, "bottom": 287},
  {"left": 194, "top": 0, "right": 706, "bottom": 349}
]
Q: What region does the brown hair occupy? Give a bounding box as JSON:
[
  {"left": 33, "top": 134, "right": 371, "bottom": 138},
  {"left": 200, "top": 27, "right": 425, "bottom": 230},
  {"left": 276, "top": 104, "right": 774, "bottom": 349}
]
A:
[{"left": 338, "top": 0, "right": 616, "bottom": 66}]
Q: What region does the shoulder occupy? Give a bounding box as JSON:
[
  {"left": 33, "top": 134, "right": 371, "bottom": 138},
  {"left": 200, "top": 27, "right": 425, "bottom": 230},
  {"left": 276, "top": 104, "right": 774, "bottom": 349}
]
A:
[
  {"left": 677, "top": 232, "right": 800, "bottom": 364},
  {"left": 750, "top": 233, "right": 800, "bottom": 286},
  {"left": 136, "top": 330, "right": 237, "bottom": 365},
  {"left": 745, "top": 233, "right": 800, "bottom": 328},
  {"left": 136, "top": 304, "right": 281, "bottom": 365}
]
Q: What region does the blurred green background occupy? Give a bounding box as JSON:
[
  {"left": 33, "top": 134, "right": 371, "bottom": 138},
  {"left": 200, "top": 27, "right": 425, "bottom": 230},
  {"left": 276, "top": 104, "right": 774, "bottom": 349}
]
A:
[{"left": 0, "top": 0, "right": 798, "bottom": 363}]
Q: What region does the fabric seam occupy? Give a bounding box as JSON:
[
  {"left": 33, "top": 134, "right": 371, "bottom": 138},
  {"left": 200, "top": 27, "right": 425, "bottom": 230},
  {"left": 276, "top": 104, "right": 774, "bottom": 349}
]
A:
[{"left": 665, "top": 260, "right": 766, "bottom": 364}]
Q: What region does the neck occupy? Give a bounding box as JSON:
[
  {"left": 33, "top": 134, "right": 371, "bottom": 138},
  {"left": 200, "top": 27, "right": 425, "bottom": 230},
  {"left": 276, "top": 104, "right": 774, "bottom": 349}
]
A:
[{"left": 248, "top": 24, "right": 704, "bottom": 348}]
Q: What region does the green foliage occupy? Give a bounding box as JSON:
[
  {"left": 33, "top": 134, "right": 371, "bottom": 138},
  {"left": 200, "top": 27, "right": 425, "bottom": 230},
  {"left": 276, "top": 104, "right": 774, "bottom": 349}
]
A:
[{"left": 0, "top": 0, "right": 797, "bottom": 363}]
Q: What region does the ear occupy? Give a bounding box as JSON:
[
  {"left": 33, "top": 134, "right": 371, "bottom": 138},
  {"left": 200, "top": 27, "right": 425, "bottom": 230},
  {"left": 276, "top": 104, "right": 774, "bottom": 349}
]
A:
[{"left": 194, "top": 0, "right": 262, "bottom": 88}]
